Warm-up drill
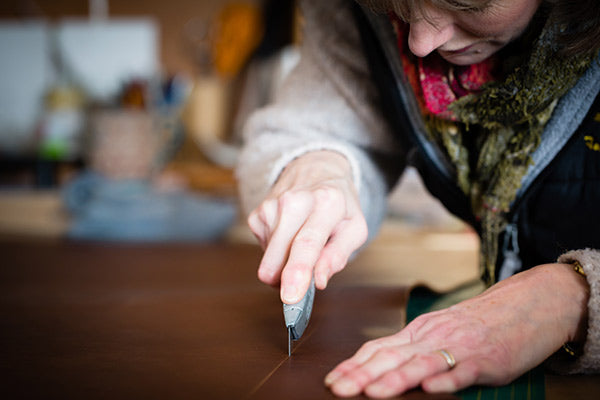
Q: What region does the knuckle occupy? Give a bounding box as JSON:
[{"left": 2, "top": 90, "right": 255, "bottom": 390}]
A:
[
  {"left": 451, "top": 360, "right": 484, "bottom": 387},
  {"left": 319, "top": 245, "right": 345, "bottom": 268},
  {"left": 416, "top": 353, "right": 440, "bottom": 371},
  {"left": 249, "top": 203, "right": 275, "bottom": 228},
  {"left": 465, "top": 362, "right": 481, "bottom": 380},
  {"left": 313, "top": 187, "right": 344, "bottom": 207},
  {"left": 351, "top": 217, "right": 369, "bottom": 243},
  {"left": 380, "top": 369, "right": 407, "bottom": 390},
  {"left": 256, "top": 207, "right": 270, "bottom": 224},
  {"left": 346, "top": 368, "right": 375, "bottom": 387},
  {"left": 278, "top": 191, "right": 308, "bottom": 211},
  {"left": 292, "top": 231, "right": 322, "bottom": 249},
  {"left": 360, "top": 339, "right": 384, "bottom": 354},
  {"left": 259, "top": 199, "right": 279, "bottom": 221},
  {"left": 328, "top": 252, "right": 347, "bottom": 273},
  {"left": 378, "top": 347, "right": 401, "bottom": 361},
  {"left": 281, "top": 264, "right": 310, "bottom": 280},
  {"left": 441, "top": 374, "right": 461, "bottom": 392},
  {"left": 247, "top": 210, "right": 261, "bottom": 229},
  {"left": 408, "top": 314, "right": 431, "bottom": 331},
  {"left": 257, "top": 267, "right": 277, "bottom": 284}
]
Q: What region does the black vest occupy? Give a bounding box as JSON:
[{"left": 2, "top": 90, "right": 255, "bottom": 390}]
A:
[{"left": 515, "top": 94, "right": 600, "bottom": 269}]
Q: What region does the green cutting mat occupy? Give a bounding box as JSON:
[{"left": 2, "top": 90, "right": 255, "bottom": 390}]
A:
[{"left": 406, "top": 284, "right": 545, "bottom": 400}]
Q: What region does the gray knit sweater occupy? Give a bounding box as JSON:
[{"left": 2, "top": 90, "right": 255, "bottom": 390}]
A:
[{"left": 236, "top": 0, "right": 600, "bottom": 374}]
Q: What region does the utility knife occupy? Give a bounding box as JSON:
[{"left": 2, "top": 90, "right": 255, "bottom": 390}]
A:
[{"left": 283, "top": 278, "right": 315, "bottom": 356}]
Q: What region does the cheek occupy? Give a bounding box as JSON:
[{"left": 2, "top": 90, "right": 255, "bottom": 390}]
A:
[
  {"left": 498, "top": 2, "right": 541, "bottom": 37},
  {"left": 498, "top": 0, "right": 542, "bottom": 34},
  {"left": 458, "top": 0, "right": 541, "bottom": 40}
]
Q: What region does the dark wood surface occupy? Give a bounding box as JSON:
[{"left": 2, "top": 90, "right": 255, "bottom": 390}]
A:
[
  {"left": 0, "top": 238, "right": 598, "bottom": 399},
  {"left": 0, "top": 239, "right": 411, "bottom": 399}
]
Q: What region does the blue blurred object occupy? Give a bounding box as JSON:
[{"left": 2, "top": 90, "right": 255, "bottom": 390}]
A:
[{"left": 63, "top": 172, "right": 237, "bottom": 242}]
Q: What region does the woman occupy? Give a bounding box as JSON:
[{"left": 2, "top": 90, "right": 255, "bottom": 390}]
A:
[{"left": 236, "top": 0, "right": 600, "bottom": 397}]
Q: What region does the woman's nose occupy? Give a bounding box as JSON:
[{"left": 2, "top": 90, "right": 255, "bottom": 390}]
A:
[{"left": 407, "top": 13, "right": 454, "bottom": 57}]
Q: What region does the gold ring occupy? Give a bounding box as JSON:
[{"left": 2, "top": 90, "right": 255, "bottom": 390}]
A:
[{"left": 436, "top": 349, "right": 456, "bottom": 369}]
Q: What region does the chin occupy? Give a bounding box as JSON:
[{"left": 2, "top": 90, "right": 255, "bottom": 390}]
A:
[{"left": 439, "top": 51, "right": 492, "bottom": 66}]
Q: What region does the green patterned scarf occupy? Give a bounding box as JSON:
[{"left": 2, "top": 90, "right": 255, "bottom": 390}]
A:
[{"left": 426, "top": 20, "right": 595, "bottom": 285}]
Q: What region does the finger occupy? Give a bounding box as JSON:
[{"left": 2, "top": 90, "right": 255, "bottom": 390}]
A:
[
  {"left": 314, "top": 216, "right": 368, "bottom": 289},
  {"left": 280, "top": 188, "right": 346, "bottom": 303},
  {"left": 327, "top": 347, "right": 414, "bottom": 398},
  {"left": 421, "top": 359, "right": 479, "bottom": 393},
  {"left": 258, "top": 193, "right": 313, "bottom": 286},
  {"left": 325, "top": 335, "right": 412, "bottom": 386},
  {"left": 363, "top": 352, "right": 451, "bottom": 398},
  {"left": 247, "top": 211, "right": 267, "bottom": 249},
  {"left": 325, "top": 341, "right": 386, "bottom": 386},
  {"left": 248, "top": 198, "right": 279, "bottom": 248}
]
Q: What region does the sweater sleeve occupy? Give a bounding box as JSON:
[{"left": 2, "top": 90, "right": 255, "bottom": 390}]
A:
[
  {"left": 547, "top": 249, "right": 600, "bottom": 373},
  {"left": 236, "top": 0, "right": 405, "bottom": 240}
]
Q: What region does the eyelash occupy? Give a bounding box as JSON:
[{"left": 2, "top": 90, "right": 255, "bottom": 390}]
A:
[
  {"left": 463, "top": 5, "right": 494, "bottom": 15},
  {"left": 447, "top": 0, "right": 495, "bottom": 15}
]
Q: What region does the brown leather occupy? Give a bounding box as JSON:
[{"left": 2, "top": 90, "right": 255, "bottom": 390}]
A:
[
  {"left": 249, "top": 286, "right": 462, "bottom": 400},
  {"left": 1, "top": 240, "right": 275, "bottom": 398},
  {"left": 0, "top": 239, "right": 597, "bottom": 399},
  {"left": 0, "top": 239, "right": 452, "bottom": 399}
]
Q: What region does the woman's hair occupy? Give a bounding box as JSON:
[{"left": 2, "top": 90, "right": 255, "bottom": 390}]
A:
[
  {"left": 359, "top": 0, "right": 600, "bottom": 56},
  {"left": 360, "top": 0, "right": 492, "bottom": 17},
  {"left": 547, "top": 0, "right": 600, "bottom": 56}
]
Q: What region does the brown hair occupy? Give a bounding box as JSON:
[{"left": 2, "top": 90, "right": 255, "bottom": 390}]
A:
[
  {"left": 547, "top": 0, "right": 600, "bottom": 56},
  {"left": 359, "top": 0, "right": 600, "bottom": 56},
  {"left": 360, "top": 0, "right": 492, "bottom": 17}
]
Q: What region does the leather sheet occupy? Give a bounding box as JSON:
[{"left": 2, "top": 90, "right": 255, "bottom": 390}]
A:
[
  {"left": 1, "top": 239, "right": 597, "bottom": 399},
  {"left": 0, "top": 240, "right": 416, "bottom": 399}
]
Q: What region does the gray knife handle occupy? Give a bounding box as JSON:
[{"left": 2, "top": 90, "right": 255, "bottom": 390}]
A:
[{"left": 283, "top": 278, "right": 315, "bottom": 340}]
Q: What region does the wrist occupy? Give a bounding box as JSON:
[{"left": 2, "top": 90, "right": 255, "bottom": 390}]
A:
[
  {"left": 550, "top": 263, "right": 590, "bottom": 343},
  {"left": 279, "top": 150, "right": 355, "bottom": 186},
  {"left": 286, "top": 150, "right": 352, "bottom": 174}
]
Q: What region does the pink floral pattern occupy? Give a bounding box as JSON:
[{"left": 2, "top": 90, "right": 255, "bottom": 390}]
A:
[{"left": 390, "top": 14, "right": 496, "bottom": 120}]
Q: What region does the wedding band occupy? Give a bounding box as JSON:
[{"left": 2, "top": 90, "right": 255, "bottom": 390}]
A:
[{"left": 436, "top": 349, "right": 456, "bottom": 369}]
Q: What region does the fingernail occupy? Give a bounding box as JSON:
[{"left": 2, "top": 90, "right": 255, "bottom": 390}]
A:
[
  {"left": 282, "top": 285, "right": 298, "bottom": 303},
  {"left": 332, "top": 378, "right": 360, "bottom": 396},
  {"left": 257, "top": 266, "right": 274, "bottom": 283},
  {"left": 324, "top": 371, "right": 340, "bottom": 386},
  {"left": 366, "top": 382, "right": 391, "bottom": 397},
  {"left": 316, "top": 273, "right": 328, "bottom": 290}
]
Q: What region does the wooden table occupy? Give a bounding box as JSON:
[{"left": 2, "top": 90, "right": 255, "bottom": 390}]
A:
[{"left": 0, "top": 238, "right": 598, "bottom": 399}]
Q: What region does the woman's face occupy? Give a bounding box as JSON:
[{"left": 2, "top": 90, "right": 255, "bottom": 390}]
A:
[{"left": 407, "top": 0, "right": 542, "bottom": 65}]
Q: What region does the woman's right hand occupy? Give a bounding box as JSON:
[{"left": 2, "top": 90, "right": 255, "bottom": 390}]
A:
[{"left": 247, "top": 150, "right": 368, "bottom": 304}]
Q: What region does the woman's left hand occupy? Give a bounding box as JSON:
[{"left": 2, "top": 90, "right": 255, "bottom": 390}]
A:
[{"left": 324, "top": 263, "right": 590, "bottom": 398}]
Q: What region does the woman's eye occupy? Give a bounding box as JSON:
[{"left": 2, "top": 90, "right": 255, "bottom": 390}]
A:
[{"left": 453, "top": 0, "right": 496, "bottom": 15}]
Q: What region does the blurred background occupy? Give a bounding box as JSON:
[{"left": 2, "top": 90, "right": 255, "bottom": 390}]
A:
[
  {"left": 0, "top": 0, "right": 469, "bottom": 251},
  {"left": 0, "top": 0, "right": 301, "bottom": 241}
]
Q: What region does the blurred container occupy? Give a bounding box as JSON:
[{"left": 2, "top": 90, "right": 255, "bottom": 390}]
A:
[{"left": 87, "top": 109, "right": 178, "bottom": 180}]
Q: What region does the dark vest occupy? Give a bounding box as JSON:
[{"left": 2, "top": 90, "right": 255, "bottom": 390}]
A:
[
  {"left": 352, "top": 3, "right": 600, "bottom": 278},
  {"left": 515, "top": 94, "right": 600, "bottom": 269}
]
